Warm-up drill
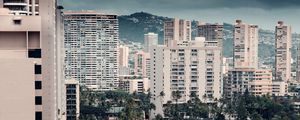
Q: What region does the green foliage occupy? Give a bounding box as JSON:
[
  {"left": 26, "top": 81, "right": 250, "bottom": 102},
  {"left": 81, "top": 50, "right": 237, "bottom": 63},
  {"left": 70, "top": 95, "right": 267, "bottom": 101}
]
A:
[{"left": 79, "top": 86, "right": 155, "bottom": 120}]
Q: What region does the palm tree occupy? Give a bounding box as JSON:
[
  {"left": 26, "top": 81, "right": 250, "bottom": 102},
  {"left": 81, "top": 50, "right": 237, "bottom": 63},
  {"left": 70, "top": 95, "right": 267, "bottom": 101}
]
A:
[{"left": 171, "top": 90, "right": 182, "bottom": 120}]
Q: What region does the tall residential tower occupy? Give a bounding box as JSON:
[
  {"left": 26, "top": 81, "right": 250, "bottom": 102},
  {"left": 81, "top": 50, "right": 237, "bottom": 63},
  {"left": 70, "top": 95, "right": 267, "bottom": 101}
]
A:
[
  {"left": 64, "top": 11, "right": 119, "bottom": 90},
  {"left": 233, "top": 20, "right": 258, "bottom": 69},
  {"left": 164, "top": 18, "right": 191, "bottom": 46},
  {"left": 275, "top": 21, "right": 291, "bottom": 82}
]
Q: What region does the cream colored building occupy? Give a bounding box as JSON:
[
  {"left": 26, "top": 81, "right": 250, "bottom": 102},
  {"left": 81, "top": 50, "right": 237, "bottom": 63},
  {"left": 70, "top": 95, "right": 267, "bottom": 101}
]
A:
[
  {"left": 275, "top": 21, "right": 292, "bottom": 82},
  {"left": 134, "top": 51, "right": 150, "bottom": 78},
  {"left": 0, "top": 0, "right": 40, "bottom": 15},
  {"left": 150, "top": 37, "right": 222, "bottom": 118},
  {"left": 272, "top": 81, "right": 288, "bottom": 96},
  {"left": 144, "top": 32, "right": 158, "bottom": 52},
  {"left": 164, "top": 18, "right": 191, "bottom": 47},
  {"left": 233, "top": 20, "right": 258, "bottom": 69},
  {"left": 119, "top": 75, "right": 149, "bottom": 93},
  {"left": 225, "top": 68, "right": 273, "bottom": 98},
  {"left": 119, "top": 45, "right": 129, "bottom": 67},
  {"left": 0, "top": 0, "right": 66, "bottom": 119},
  {"left": 198, "top": 22, "right": 223, "bottom": 47}
]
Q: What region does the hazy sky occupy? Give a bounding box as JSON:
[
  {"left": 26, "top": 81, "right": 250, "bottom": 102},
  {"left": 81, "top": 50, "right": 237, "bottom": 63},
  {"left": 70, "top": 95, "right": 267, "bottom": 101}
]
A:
[{"left": 61, "top": 0, "right": 300, "bottom": 32}]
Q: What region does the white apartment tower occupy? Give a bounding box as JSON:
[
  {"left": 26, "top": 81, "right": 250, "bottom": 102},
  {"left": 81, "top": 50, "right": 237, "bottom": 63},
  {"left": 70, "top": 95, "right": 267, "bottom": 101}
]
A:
[
  {"left": 119, "top": 45, "right": 129, "bottom": 67},
  {"left": 64, "top": 11, "right": 119, "bottom": 91},
  {"left": 134, "top": 51, "right": 150, "bottom": 78},
  {"left": 164, "top": 18, "right": 191, "bottom": 46},
  {"left": 150, "top": 37, "right": 222, "bottom": 118},
  {"left": 0, "top": 0, "right": 66, "bottom": 119},
  {"left": 198, "top": 22, "right": 223, "bottom": 47},
  {"left": 144, "top": 32, "right": 158, "bottom": 52},
  {"left": 233, "top": 20, "right": 258, "bottom": 69},
  {"left": 0, "top": 0, "right": 40, "bottom": 16},
  {"left": 275, "top": 21, "right": 292, "bottom": 82}
]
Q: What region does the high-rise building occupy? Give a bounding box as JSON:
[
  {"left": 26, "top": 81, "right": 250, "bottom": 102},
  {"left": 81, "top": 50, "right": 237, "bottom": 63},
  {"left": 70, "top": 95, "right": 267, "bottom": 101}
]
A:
[
  {"left": 0, "top": 0, "right": 66, "bottom": 119},
  {"left": 150, "top": 37, "right": 222, "bottom": 118},
  {"left": 225, "top": 68, "right": 272, "bottom": 98},
  {"left": 64, "top": 11, "right": 119, "bottom": 91},
  {"left": 297, "top": 47, "right": 300, "bottom": 82},
  {"left": 119, "top": 45, "right": 129, "bottom": 67},
  {"left": 275, "top": 21, "right": 292, "bottom": 82},
  {"left": 198, "top": 22, "right": 223, "bottom": 47},
  {"left": 134, "top": 51, "right": 150, "bottom": 78},
  {"left": 144, "top": 32, "right": 158, "bottom": 52},
  {"left": 233, "top": 20, "right": 258, "bottom": 69},
  {"left": 65, "top": 79, "right": 80, "bottom": 120},
  {"left": 0, "top": 0, "right": 40, "bottom": 16},
  {"left": 164, "top": 18, "right": 191, "bottom": 46}
]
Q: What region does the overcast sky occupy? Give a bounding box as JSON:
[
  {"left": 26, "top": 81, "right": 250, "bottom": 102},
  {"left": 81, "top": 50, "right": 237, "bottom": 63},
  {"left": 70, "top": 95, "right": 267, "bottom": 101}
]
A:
[{"left": 60, "top": 0, "right": 300, "bottom": 32}]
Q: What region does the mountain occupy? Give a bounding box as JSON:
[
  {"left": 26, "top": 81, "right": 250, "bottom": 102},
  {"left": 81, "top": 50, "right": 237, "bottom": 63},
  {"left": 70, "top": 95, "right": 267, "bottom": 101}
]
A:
[{"left": 118, "top": 12, "right": 300, "bottom": 64}]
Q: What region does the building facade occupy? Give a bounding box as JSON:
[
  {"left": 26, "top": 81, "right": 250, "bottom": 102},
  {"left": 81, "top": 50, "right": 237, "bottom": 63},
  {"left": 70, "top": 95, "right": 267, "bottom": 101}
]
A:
[
  {"left": 144, "top": 32, "right": 158, "bottom": 52},
  {"left": 233, "top": 20, "right": 258, "bottom": 69},
  {"left": 164, "top": 18, "right": 191, "bottom": 46},
  {"left": 225, "top": 68, "right": 272, "bottom": 98},
  {"left": 275, "top": 21, "right": 292, "bottom": 82},
  {"left": 65, "top": 79, "right": 80, "bottom": 120},
  {"left": 64, "top": 11, "right": 119, "bottom": 90},
  {"left": 0, "top": 0, "right": 40, "bottom": 16},
  {"left": 150, "top": 37, "right": 222, "bottom": 118},
  {"left": 198, "top": 22, "right": 223, "bottom": 47},
  {"left": 119, "top": 75, "right": 149, "bottom": 93},
  {"left": 134, "top": 51, "right": 150, "bottom": 78},
  {"left": 0, "top": 0, "right": 66, "bottom": 119}
]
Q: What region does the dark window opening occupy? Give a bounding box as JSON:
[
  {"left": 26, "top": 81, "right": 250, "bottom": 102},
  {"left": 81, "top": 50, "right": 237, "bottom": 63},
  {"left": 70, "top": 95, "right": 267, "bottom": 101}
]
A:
[
  {"left": 35, "top": 65, "right": 42, "bottom": 74},
  {"left": 35, "top": 96, "right": 42, "bottom": 105},
  {"left": 35, "top": 81, "right": 42, "bottom": 89},
  {"left": 35, "top": 112, "right": 42, "bottom": 120},
  {"left": 28, "top": 49, "right": 41, "bottom": 58},
  {"left": 14, "top": 20, "right": 21, "bottom": 25}
]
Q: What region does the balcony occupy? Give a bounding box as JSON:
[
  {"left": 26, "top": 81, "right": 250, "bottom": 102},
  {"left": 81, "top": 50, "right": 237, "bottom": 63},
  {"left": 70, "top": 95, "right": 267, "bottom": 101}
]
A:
[{"left": 4, "top": 0, "right": 27, "bottom": 6}]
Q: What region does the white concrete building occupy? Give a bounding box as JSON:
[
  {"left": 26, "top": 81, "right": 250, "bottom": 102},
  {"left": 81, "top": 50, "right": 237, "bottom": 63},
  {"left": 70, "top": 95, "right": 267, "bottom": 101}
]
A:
[
  {"left": 119, "top": 75, "right": 149, "bottom": 93},
  {"left": 64, "top": 11, "right": 119, "bottom": 91},
  {"left": 275, "top": 21, "right": 292, "bottom": 82},
  {"left": 150, "top": 37, "right": 222, "bottom": 118},
  {"left": 233, "top": 20, "right": 258, "bottom": 69},
  {"left": 164, "top": 18, "right": 191, "bottom": 47},
  {"left": 0, "top": 0, "right": 40, "bottom": 16},
  {"left": 144, "top": 32, "right": 158, "bottom": 52},
  {"left": 0, "top": 0, "right": 66, "bottom": 119}
]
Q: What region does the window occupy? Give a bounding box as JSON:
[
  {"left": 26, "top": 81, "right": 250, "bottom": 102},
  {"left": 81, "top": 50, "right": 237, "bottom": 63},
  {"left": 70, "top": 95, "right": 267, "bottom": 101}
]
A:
[
  {"left": 35, "top": 65, "right": 42, "bottom": 74},
  {"left": 13, "top": 20, "right": 21, "bottom": 25},
  {"left": 35, "top": 96, "right": 42, "bottom": 105},
  {"left": 35, "top": 81, "right": 42, "bottom": 89},
  {"left": 28, "top": 49, "right": 42, "bottom": 58},
  {"left": 35, "top": 112, "right": 42, "bottom": 120}
]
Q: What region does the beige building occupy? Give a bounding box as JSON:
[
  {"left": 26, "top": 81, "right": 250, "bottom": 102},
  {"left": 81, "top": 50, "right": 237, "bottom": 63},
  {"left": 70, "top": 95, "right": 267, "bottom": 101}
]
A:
[
  {"left": 275, "top": 21, "right": 292, "bottom": 82},
  {"left": 164, "top": 18, "right": 191, "bottom": 46},
  {"left": 0, "top": 0, "right": 66, "bottom": 119},
  {"left": 272, "top": 81, "right": 288, "bottom": 96},
  {"left": 119, "top": 75, "right": 149, "bottom": 93},
  {"left": 150, "top": 37, "right": 222, "bottom": 118},
  {"left": 65, "top": 79, "right": 80, "bottom": 120},
  {"left": 144, "top": 32, "right": 158, "bottom": 52},
  {"left": 198, "top": 22, "right": 223, "bottom": 47},
  {"left": 233, "top": 20, "right": 258, "bottom": 69},
  {"left": 119, "top": 45, "right": 129, "bottom": 67},
  {"left": 134, "top": 51, "right": 150, "bottom": 78},
  {"left": 225, "top": 68, "right": 272, "bottom": 98},
  {"left": 0, "top": 0, "right": 40, "bottom": 15}
]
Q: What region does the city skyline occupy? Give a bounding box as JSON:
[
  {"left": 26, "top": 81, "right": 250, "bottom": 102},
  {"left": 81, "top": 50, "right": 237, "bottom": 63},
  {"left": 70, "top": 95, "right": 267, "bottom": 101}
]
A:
[{"left": 61, "top": 0, "right": 300, "bottom": 31}]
